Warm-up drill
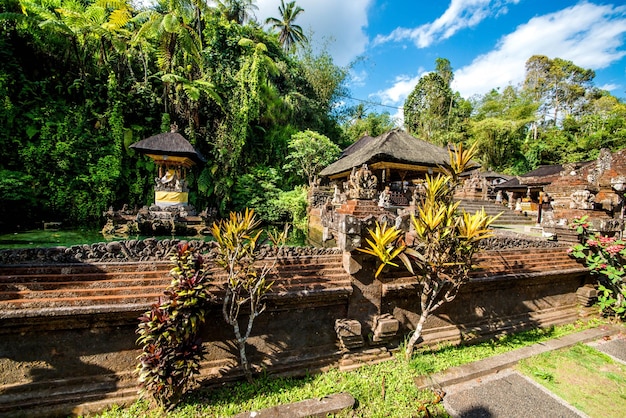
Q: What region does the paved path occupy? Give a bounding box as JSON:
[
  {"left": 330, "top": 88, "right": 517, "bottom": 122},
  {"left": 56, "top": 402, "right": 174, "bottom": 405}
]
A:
[{"left": 418, "top": 325, "right": 626, "bottom": 418}]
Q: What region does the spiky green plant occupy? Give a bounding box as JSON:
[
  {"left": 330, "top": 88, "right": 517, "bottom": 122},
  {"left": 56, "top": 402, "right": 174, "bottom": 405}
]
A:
[
  {"left": 360, "top": 143, "right": 499, "bottom": 358},
  {"left": 212, "top": 208, "right": 288, "bottom": 382}
]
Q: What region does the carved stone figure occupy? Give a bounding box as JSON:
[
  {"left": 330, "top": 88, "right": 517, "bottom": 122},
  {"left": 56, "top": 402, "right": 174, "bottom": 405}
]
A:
[
  {"left": 378, "top": 186, "right": 391, "bottom": 208},
  {"left": 347, "top": 164, "right": 378, "bottom": 199},
  {"left": 569, "top": 189, "right": 595, "bottom": 210}
]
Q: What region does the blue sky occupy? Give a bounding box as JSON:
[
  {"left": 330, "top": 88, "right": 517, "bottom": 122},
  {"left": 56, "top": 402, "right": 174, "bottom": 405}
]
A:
[{"left": 254, "top": 0, "right": 626, "bottom": 123}]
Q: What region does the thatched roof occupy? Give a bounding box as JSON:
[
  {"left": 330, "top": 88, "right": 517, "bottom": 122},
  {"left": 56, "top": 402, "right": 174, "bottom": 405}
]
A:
[
  {"left": 340, "top": 134, "right": 375, "bottom": 158},
  {"left": 130, "top": 132, "right": 206, "bottom": 164},
  {"left": 494, "top": 164, "right": 565, "bottom": 190},
  {"left": 319, "top": 129, "right": 451, "bottom": 177},
  {"left": 459, "top": 170, "right": 512, "bottom": 181}
]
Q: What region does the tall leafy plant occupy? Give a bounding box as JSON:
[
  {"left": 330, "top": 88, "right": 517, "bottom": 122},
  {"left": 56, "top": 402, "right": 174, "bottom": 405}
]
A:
[
  {"left": 359, "top": 143, "right": 499, "bottom": 358},
  {"left": 136, "top": 243, "right": 213, "bottom": 408},
  {"left": 211, "top": 209, "right": 287, "bottom": 382}
]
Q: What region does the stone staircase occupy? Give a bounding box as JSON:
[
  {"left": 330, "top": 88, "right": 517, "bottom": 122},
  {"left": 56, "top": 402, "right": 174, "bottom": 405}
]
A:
[
  {"left": 470, "top": 247, "right": 582, "bottom": 279},
  {"left": 382, "top": 247, "right": 586, "bottom": 295},
  {"left": 457, "top": 199, "right": 536, "bottom": 226},
  {"left": 0, "top": 255, "right": 351, "bottom": 315},
  {"left": 335, "top": 200, "right": 386, "bottom": 218}
]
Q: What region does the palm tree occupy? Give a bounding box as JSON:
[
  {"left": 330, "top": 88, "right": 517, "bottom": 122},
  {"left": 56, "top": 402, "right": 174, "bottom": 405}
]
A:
[
  {"left": 216, "top": 0, "right": 257, "bottom": 25},
  {"left": 265, "top": 0, "right": 306, "bottom": 53}
]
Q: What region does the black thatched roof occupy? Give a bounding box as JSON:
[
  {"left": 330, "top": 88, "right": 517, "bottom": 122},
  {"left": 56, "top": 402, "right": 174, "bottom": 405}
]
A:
[
  {"left": 130, "top": 132, "right": 206, "bottom": 164},
  {"left": 520, "top": 164, "right": 563, "bottom": 178},
  {"left": 459, "top": 170, "right": 513, "bottom": 181},
  {"left": 340, "top": 134, "right": 375, "bottom": 158},
  {"left": 319, "top": 129, "right": 451, "bottom": 177}
]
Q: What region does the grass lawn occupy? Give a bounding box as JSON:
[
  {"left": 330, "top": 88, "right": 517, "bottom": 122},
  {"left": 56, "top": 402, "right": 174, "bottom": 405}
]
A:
[
  {"left": 94, "top": 320, "right": 603, "bottom": 418},
  {"left": 518, "top": 341, "right": 626, "bottom": 418}
]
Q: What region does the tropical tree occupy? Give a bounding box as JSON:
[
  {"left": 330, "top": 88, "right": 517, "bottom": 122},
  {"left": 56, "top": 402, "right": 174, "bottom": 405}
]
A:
[
  {"left": 212, "top": 209, "right": 287, "bottom": 383},
  {"left": 470, "top": 86, "right": 538, "bottom": 171},
  {"left": 283, "top": 129, "right": 341, "bottom": 186},
  {"left": 359, "top": 143, "right": 499, "bottom": 358},
  {"left": 216, "top": 0, "right": 257, "bottom": 24},
  {"left": 404, "top": 58, "right": 470, "bottom": 145},
  {"left": 523, "top": 55, "right": 595, "bottom": 128},
  {"left": 265, "top": 0, "right": 307, "bottom": 53},
  {"left": 342, "top": 106, "right": 397, "bottom": 142}
]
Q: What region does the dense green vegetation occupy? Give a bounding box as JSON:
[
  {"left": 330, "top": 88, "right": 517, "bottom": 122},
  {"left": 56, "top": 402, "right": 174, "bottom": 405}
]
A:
[
  {"left": 1, "top": 1, "right": 625, "bottom": 231},
  {"left": 404, "top": 57, "right": 626, "bottom": 174},
  {"left": 0, "top": 0, "right": 347, "bottom": 230}
]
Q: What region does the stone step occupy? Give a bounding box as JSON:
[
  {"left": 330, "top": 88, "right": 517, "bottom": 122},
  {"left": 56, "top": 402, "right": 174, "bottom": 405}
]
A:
[
  {"left": 457, "top": 200, "right": 536, "bottom": 225},
  {"left": 0, "top": 254, "right": 351, "bottom": 309}
]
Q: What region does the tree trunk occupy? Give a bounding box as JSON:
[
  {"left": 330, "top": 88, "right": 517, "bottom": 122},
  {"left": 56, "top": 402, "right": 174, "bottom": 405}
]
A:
[
  {"left": 232, "top": 320, "right": 253, "bottom": 383},
  {"left": 238, "top": 338, "right": 253, "bottom": 383},
  {"left": 405, "top": 310, "right": 429, "bottom": 359}
]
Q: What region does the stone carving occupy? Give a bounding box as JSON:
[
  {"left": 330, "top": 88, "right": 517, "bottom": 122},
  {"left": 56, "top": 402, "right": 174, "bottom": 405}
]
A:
[
  {"left": 377, "top": 186, "right": 391, "bottom": 208},
  {"left": 569, "top": 189, "right": 595, "bottom": 209},
  {"left": 331, "top": 184, "right": 346, "bottom": 205},
  {"left": 347, "top": 164, "right": 378, "bottom": 199},
  {"left": 0, "top": 240, "right": 341, "bottom": 265},
  {"left": 464, "top": 170, "right": 481, "bottom": 191},
  {"left": 411, "top": 181, "right": 426, "bottom": 206},
  {"left": 371, "top": 314, "right": 399, "bottom": 344}
]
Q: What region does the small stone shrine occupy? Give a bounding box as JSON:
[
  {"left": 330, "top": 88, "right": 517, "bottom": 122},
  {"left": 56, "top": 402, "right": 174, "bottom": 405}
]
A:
[{"left": 102, "top": 124, "right": 212, "bottom": 236}]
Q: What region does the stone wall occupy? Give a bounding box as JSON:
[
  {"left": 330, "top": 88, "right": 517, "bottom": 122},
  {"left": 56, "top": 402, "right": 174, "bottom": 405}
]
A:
[{"left": 0, "top": 243, "right": 592, "bottom": 417}]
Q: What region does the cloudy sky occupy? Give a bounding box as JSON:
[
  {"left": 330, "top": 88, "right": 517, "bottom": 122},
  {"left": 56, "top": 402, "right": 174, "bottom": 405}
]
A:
[{"left": 254, "top": 0, "right": 626, "bottom": 123}]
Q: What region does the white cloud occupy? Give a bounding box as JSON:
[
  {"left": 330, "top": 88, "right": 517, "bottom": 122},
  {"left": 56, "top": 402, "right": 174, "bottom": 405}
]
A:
[
  {"left": 348, "top": 69, "right": 368, "bottom": 88},
  {"left": 255, "top": 0, "right": 373, "bottom": 66},
  {"left": 373, "top": 0, "right": 520, "bottom": 48},
  {"left": 453, "top": 2, "right": 626, "bottom": 97},
  {"left": 599, "top": 83, "right": 621, "bottom": 93},
  {"left": 374, "top": 73, "right": 422, "bottom": 105},
  {"left": 370, "top": 72, "right": 428, "bottom": 128}
]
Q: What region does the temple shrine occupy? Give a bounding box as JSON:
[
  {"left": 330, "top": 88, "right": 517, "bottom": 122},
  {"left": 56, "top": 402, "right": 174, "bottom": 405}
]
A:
[{"left": 101, "top": 124, "right": 211, "bottom": 236}]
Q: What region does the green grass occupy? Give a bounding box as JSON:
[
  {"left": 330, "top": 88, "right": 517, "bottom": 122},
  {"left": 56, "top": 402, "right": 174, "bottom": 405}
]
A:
[
  {"left": 518, "top": 342, "right": 626, "bottom": 418},
  {"left": 93, "top": 320, "right": 604, "bottom": 418}
]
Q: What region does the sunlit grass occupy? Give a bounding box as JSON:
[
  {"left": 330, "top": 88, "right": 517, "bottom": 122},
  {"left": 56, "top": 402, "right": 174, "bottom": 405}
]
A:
[
  {"left": 518, "top": 342, "right": 626, "bottom": 418},
  {"left": 93, "top": 320, "right": 604, "bottom": 418}
]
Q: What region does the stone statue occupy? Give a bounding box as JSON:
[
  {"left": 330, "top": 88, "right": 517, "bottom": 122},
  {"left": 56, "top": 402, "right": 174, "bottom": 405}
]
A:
[
  {"left": 570, "top": 190, "right": 595, "bottom": 210},
  {"left": 347, "top": 164, "right": 378, "bottom": 199},
  {"left": 378, "top": 186, "right": 391, "bottom": 208}
]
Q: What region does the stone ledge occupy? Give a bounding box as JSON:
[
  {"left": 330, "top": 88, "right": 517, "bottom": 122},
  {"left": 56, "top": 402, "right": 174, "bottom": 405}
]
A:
[
  {"left": 414, "top": 325, "right": 620, "bottom": 390},
  {"left": 232, "top": 392, "right": 355, "bottom": 418}
]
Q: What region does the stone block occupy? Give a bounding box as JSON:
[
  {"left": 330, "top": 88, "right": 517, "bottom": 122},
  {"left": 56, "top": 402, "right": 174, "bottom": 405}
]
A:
[
  {"left": 335, "top": 319, "right": 364, "bottom": 350},
  {"left": 576, "top": 286, "right": 597, "bottom": 307},
  {"left": 343, "top": 252, "right": 362, "bottom": 274},
  {"left": 233, "top": 392, "right": 356, "bottom": 418},
  {"left": 339, "top": 215, "right": 361, "bottom": 235},
  {"left": 371, "top": 313, "right": 399, "bottom": 343}
]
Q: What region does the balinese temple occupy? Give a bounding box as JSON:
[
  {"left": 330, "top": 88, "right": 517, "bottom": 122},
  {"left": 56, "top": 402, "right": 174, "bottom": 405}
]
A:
[
  {"left": 310, "top": 129, "right": 455, "bottom": 248},
  {"left": 130, "top": 125, "right": 205, "bottom": 207},
  {"left": 320, "top": 129, "right": 451, "bottom": 189}
]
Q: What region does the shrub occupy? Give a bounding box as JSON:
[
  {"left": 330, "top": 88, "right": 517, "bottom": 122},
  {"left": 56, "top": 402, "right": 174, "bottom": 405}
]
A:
[
  {"left": 569, "top": 216, "right": 626, "bottom": 321},
  {"left": 136, "top": 243, "right": 213, "bottom": 408}
]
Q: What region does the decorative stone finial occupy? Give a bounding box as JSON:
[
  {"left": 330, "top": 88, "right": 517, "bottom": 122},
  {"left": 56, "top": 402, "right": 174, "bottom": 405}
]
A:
[{"left": 170, "top": 122, "right": 178, "bottom": 133}]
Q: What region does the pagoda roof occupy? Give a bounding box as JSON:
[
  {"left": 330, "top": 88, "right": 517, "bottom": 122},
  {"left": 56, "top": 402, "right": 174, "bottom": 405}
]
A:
[
  {"left": 320, "top": 129, "right": 452, "bottom": 177},
  {"left": 130, "top": 131, "right": 206, "bottom": 164}
]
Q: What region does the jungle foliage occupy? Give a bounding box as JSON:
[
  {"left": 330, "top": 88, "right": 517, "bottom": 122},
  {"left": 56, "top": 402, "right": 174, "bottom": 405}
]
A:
[
  {"left": 404, "top": 56, "right": 626, "bottom": 174},
  {"left": 1, "top": 0, "right": 625, "bottom": 230},
  {"left": 0, "top": 0, "right": 346, "bottom": 229}
]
